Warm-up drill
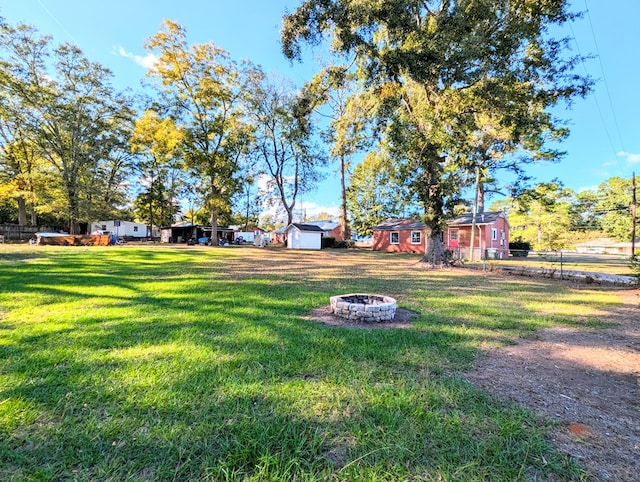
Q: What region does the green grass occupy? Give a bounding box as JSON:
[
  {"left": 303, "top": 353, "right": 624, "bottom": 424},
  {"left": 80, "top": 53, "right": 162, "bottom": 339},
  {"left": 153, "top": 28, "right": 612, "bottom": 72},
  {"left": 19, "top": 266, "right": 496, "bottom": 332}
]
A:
[{"left": 0, "top": 245, "right": 617, "bottom": 481}]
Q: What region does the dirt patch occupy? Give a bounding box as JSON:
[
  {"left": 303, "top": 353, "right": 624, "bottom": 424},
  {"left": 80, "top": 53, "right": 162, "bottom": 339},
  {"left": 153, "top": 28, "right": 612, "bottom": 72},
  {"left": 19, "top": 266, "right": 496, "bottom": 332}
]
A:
[
  {"left": 464, "top": 288, "right": 640, "bottom": 481},
  {"left": 305, "top": 305, "right": 416, "bottom": 329}
]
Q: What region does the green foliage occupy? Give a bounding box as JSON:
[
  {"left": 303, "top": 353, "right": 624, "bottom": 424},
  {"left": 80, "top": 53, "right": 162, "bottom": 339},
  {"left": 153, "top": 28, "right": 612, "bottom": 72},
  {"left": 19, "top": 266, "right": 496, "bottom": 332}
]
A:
[
  {"left": 144, "top": 20, "right": 254, "bottom": 233},
  {"left": 506, "top": 181, "right": 575, "bottom": 250},
  {"left": 320, "top": 236, "right": 336, "bottom": 248},
  {"left": 509, "top": 240, "right": 532, "bottom": 257},
  {"left": 130, "top": 110, "right": 185, "bottom": 228},
  {"left": 333, "top": 239, "right": 355, "bottom": 249},
  {"left": 282, "top": 0, "right": 589, "bottom": 265},
  {"left": 593, "top": 177, "right": 637, "bottom": 241},
  {"left": 631, "top": 253, "right": 640, "bottom": 281},
  {"left": 0, "top": 21, "right": 135, "bottom": 232},
  {"left": 245, "top": 71, "right": 326, "bottom": 226},
  {"left": 346, "top": 151, "right": 418, "bottom": 236},
  {"left": 0, "top": 190, "right": 17, "bottom": 223}
]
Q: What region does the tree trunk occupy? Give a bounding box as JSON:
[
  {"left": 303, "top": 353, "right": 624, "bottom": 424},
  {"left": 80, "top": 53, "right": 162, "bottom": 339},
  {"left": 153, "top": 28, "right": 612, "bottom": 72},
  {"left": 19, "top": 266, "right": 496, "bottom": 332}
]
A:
[
  {"left": 210, "top": 207, "right": 218, "bottom": 245},
  {"left": 477, "top": 181, "right": 485, "bottom": 213},
  {"left": 210, "top": 181, "right": 220, "bottom": 244},
  {"left": 16, "top": 197, "right": 28, "bottom": 226},
  {"left": 285, "top": 206, "right": 293, "bottom": 226},
  {"left": 67, "top": 187, "right": 80, "bottom": 234},
  {"left": 340, "top": 152, "right": 350, "bottom": 241},
  {"left": 418, "top": 151, "right": 449, "bottom": 266},
  {"left": 423, "top": 228, "right": 447, "bottom": 267}
]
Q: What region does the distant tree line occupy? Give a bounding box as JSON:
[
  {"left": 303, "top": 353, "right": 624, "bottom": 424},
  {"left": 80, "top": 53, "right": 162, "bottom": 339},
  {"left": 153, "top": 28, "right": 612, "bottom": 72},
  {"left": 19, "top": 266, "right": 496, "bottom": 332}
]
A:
[
  {"left": 494, "top": 177, "right": 639, "bottom": 251},
  {"left": 0, "top": 18, "right": 325, "bottom": 236},
  {"left": 3, "top": 2, "right": 622, "bottom": 266}
]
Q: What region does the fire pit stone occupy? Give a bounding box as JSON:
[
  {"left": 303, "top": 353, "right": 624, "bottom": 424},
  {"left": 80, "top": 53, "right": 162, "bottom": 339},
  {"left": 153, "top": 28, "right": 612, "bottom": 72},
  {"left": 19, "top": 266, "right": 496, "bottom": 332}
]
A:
[{"left": 329, "top": 293, "right": 397, "bottom": 322}]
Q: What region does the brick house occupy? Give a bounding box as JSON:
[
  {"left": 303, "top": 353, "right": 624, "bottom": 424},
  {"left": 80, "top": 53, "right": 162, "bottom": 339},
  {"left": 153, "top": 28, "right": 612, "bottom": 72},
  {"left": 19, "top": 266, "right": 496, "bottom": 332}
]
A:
[
  {"left": 372, "top": 211, "right": 509, "bottom": 259},
  {"left": 372, "top": 218, "right": 428, "bottom": 254},
  {"left": 446, "top": 211, "right": 509, "bottom": 259}
]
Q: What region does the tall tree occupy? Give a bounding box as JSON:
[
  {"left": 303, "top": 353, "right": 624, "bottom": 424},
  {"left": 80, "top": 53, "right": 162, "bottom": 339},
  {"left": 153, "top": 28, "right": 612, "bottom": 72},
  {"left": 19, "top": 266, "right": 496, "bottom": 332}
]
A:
[
  {"left": 144, "top": 20, "right": 253, "bottom": 240},
  {"left": 595, "top": 177, "right": 638, "bottom": 242},
  {"left": 282, "top": 0, "right": 589, "bottom": 265},
  {"left": 246, "top": 72, "right": 325, "bottom": 226},
  {"left": 346, "top": 150, "right": 418, "bottom": 236},
  {"left": 131, "top": 109, "right": 185, "bottom": 235},
  {"left": 0, "top": 22, "right": 135, "bottom": 233},
  {"left": 300, "top": 66, "right": 372, "bottom": 240},
  {"left": 0, "top": 131, "right": 47, "bottom": 225},
  {"left": 507, "top": 181, "right": 574, "bottom": 250}
]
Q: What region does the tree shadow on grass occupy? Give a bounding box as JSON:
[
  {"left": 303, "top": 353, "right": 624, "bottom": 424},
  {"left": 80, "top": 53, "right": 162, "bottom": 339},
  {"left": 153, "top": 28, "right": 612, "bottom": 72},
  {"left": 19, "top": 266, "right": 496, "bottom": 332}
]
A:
[{"left": 0, "top": 248, "right": 613, "bottom": 480}]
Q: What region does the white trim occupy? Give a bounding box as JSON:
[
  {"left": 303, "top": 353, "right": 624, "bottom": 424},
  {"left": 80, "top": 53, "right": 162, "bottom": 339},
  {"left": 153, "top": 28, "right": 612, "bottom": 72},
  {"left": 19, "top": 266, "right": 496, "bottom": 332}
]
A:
[
  {"left": 390, "top": 231, "right": 400, "bottom": 244},
  {"left": 410, "top": 230, "right": 421, "bottom": 244}
]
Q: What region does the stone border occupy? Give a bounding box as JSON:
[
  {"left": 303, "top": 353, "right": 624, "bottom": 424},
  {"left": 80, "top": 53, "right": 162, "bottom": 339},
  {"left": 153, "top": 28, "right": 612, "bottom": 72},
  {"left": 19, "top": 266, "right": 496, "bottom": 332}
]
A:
[
  {"left": 498, "top": 265, "right": 637, "bottom": 285},
  {"left": 329, "top": 293, "right": 397, "bottom": 322}
]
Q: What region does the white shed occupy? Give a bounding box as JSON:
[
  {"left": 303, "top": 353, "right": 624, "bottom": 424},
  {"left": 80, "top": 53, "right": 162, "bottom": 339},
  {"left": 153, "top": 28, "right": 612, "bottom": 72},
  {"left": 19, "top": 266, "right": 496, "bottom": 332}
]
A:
[{"left": 285, "top": 223, "right": 323, "bottom": 250}]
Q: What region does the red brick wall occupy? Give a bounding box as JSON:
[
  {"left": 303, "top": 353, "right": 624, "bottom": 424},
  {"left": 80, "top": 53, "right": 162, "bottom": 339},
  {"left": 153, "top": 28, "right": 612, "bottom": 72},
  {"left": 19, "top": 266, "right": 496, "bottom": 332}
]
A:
[
  {"left": 373, "top": 229, "right": 425, "bottom": 254},
  {"left": 326, "top": 226, "right": 344, "bottom": 242},
  {"left": 445, "top": 218, "right": 509, "bottom": 258}
]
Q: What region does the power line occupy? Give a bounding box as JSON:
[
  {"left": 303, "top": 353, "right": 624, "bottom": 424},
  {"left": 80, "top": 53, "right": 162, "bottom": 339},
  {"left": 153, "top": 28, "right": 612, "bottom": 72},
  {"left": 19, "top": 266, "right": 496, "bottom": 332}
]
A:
[
  {"left": 582, "top": 0, "right": 625, "bottom": 152},
  {"left": 568, "top": 20, "right": 618, "bottom": 158}
]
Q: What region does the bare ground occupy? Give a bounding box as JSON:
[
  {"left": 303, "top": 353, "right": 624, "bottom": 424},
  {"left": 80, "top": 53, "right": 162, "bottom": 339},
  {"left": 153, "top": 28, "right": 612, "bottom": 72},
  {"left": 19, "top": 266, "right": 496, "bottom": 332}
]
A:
[
  {"left": 307, "top": 286, "right": 640, "bottom": 481},
  {"left": 464, "top": 287, "right": 640, "bottom": 481}
]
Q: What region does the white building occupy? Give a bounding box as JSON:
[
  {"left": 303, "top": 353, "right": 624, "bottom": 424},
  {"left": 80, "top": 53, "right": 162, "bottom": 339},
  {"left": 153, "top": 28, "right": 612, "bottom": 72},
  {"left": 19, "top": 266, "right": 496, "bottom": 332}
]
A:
[
  {"left": 91, "top": 220, "right": 156, "bottom": 239},
  {"left": 284, "top": 223, "right": 323, "bottom": 250}
]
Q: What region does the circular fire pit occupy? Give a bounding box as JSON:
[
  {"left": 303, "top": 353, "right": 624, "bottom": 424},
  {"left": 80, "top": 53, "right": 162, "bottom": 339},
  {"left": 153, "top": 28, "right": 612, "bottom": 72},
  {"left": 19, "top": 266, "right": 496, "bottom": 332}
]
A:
[{"left": 329, "top": 293, "right": 397, "bottom": 322}]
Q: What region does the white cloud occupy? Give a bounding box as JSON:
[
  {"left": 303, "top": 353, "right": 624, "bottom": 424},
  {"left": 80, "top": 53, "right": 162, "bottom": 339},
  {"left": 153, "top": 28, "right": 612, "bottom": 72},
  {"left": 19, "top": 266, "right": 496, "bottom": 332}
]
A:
[
  {"left": 617, "top": 151, "right": 640, "bottom": 165},
  {"left": 297, "top": 202, "right": 340, "bottom": 220},
  {"left": 115, "top": 46, "right": 158, "bottom": 70}
]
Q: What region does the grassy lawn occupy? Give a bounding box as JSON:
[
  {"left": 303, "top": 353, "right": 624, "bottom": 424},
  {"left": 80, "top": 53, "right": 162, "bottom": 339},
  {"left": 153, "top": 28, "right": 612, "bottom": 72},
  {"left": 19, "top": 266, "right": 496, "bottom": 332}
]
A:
[{"left": 0, "top": 245, "right": 620, "bottom": 481}]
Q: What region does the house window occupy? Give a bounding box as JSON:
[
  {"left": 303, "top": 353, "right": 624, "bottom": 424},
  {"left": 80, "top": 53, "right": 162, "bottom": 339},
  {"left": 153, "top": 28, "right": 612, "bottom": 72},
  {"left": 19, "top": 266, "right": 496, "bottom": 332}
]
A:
[
  {"left": 390, "top": 232, "right": 400, "bottom": 244},
  {"left": 492, "top": 228, "right": 498, "bottom": 240},
  {"left": 101, "top": 224, "right": 107, "bottom": 230},
  {"left": 450, "top": 230, "right": 458, "bottom": 241},
  {"left": 411, "top": 231, "right": 421, "bottom": 244},
  {"left": 133, "top": 226, "right": 138, "bottom": 232}
]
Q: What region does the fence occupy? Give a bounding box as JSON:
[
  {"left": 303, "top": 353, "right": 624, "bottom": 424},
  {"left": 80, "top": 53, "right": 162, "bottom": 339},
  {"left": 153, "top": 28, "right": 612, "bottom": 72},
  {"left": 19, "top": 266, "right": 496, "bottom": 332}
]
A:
[
  {"left": 448, "top": 246, "right": 508, "bottom": 262},
  {"left": 450, "top": 246, "right": 636, "bottom": 281},
  {"left": 0, "top": 224, "right": 65, "bottom": 242}
]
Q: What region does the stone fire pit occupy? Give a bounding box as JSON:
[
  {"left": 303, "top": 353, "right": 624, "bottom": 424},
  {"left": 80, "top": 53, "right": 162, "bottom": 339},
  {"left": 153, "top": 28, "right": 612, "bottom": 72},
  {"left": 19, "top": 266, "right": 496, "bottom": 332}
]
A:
[{"left": 329, "top": 293, "right": 397, "bottom": 322}]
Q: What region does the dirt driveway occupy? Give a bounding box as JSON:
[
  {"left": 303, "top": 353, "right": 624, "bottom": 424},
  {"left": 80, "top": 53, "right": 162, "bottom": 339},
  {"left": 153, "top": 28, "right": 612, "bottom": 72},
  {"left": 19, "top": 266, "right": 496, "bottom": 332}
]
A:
[{"left": 464, "top": 288, "right": 640, "bottom": 481}]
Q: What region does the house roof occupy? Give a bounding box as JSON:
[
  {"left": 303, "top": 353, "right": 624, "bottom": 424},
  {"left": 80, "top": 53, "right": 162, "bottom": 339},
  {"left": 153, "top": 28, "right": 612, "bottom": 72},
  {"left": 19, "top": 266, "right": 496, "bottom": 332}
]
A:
[
  {"left": 303, "top": 220, "right": 341, "bottom": 231},
  {"left": 373, "top": 218, "right": 426, "bottom": 231},
  {"left": 286, "top": 223, "right": 324, "bottom": 233},
  {"left": 447, "top": 211, "right": 505, "bottom": 226},
  {"left": 372, "top": 212, "right": 507, "bottom": 231}
]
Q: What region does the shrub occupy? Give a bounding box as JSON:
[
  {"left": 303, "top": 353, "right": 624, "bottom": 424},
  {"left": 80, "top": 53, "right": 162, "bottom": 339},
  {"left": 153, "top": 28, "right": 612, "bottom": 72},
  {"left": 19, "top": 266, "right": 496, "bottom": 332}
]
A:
[
  {"left": 321, "top": 236, "right": 336, "bottom": 249},
  {"left": 509, "top": 240, "right": 531, "bottom": 257},
  {"left": 333, "top": 239, "right": 355, "bottom": 249},
  {"left": 631, "top": 252, "right": 640, "bottom": 282}
]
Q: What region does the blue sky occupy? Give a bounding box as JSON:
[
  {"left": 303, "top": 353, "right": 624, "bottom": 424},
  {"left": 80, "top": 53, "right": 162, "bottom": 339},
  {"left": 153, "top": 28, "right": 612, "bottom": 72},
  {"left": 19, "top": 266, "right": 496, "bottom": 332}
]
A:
[{"left": 1, "top": 1, "right": 638, "bottom": 218}]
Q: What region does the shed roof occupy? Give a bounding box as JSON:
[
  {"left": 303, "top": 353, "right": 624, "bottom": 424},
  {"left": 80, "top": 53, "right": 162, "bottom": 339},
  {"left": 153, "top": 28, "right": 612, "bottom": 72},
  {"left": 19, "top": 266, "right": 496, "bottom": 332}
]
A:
[
  {"left": 286, "top": 223, "right": 325, "bottom": 233},
  {"left": 373, "top": 218, "right": 426, "bottom": 231},
  {"left": 448, "top": 211, "right": 505, "bottom": 226}
]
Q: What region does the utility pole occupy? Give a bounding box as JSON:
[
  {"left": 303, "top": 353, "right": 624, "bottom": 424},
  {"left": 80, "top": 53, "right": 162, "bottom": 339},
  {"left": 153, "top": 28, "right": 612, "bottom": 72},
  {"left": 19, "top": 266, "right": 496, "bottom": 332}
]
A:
[{"left": 632, "top": 172, "right": 637, "bottom": 258}]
